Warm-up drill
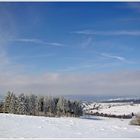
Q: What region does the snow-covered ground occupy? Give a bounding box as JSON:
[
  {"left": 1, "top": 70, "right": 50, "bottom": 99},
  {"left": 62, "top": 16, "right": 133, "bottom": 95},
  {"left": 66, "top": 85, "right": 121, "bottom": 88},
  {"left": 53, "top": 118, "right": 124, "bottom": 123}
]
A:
[
  {"left": 83, "top": 102, "right": 140, "bottom": 116},
  {"left": 0, "top": 113, "right": 140, "bottom": 138}
]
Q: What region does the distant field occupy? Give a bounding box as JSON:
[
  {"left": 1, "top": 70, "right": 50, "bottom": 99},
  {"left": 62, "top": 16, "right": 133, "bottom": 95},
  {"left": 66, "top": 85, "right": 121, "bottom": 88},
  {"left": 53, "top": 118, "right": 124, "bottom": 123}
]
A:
[{"left": 83, "top": 102, "right": 140, "bottom": 117}]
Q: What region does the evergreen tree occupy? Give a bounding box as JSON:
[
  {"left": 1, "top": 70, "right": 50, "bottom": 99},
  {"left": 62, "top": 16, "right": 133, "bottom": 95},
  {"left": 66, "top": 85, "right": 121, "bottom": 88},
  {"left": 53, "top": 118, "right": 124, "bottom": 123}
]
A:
[
  {"left": 0, "top": 101, "right": 4, "bottom": 113},
  {"left": 9, "top": 94, "right": 18, "bottom": 114},
  {"left": 4, "top": 91, "right": 13, "bottom": 113},
  {"left": 53, "top": 97, "right": 59, "bottom": 115},
  {"left": 44, "top": 96, "right": 49, "bottom": 116},
  {"left": 73, "top": 101, "right": 83, "bottom": 117},
  {"left": 64, "top": 99, "right": 70, "bottom": 116},
  {"left": 17, "top": 93, "right": 27, "bottom": 115},
  {"left": 24, "top": 95, "right": 30, "bottom": 115},
  {"left": 56, "top": 96, "right": 65, "bottom": 116},
  {"left": 29, "top": 94, "right": 38, "bottom": 116},
  {"left": 48, "top": 96, "right": 56, "bottom": 116},
  {"left": 38, "top": 96, "right": 44, "bottom": 116}
]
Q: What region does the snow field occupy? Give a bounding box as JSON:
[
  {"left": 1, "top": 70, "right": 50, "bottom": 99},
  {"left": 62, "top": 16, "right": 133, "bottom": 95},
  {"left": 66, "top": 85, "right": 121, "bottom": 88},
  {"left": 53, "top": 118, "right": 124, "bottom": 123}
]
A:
[{"left": 0, "top": 113, "right": 140, "bottom": 138}]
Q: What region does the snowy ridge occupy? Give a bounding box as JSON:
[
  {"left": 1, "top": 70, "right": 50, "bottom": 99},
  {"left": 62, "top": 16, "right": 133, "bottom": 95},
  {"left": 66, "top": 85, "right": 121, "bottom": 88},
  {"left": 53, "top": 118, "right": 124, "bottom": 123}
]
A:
[
  {"left": 107, "top": 97, "right": 140, "bottom": 101},
  {"left": 103, "top": 97, "right": 140, "bottom": 103}
]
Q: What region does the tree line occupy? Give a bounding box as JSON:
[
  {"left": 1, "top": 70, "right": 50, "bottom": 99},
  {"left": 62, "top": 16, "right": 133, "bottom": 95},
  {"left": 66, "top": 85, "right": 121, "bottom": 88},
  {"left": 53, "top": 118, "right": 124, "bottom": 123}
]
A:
[{"left": 0, "top": 91, "right": 83, "bottom": 117}]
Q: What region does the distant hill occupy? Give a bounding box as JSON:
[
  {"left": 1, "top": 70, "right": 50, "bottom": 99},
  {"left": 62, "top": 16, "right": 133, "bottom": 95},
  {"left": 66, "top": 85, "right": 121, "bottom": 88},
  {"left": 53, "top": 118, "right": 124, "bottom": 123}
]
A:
[
  {"left": 101, "top": 97, "right": 140, "bottom": 104},
  {"left": 65, "top": 95, "right": 140, "bottom": 104}
]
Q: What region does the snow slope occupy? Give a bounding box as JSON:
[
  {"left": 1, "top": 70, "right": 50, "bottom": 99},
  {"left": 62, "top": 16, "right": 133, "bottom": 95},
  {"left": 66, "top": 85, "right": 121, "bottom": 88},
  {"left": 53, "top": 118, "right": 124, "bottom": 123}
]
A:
[
  {"left": 0, "top": 113, "right": 140, "bottom": 138},
  {"left": 84, "top": 102, "right": 140, "bottom": 116}
]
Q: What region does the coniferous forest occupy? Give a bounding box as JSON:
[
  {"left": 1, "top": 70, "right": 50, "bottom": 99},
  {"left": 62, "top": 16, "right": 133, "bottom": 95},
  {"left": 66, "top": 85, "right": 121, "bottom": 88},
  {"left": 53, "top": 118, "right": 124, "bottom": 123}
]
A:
[{"left": 0, "top": 91, "right": 83, "bottom": 117}]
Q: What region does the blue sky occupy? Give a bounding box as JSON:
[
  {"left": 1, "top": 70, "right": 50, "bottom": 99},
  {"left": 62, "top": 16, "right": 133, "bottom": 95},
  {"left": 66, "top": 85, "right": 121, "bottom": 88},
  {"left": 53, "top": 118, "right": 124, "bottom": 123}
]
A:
[{"left": 0, "top": 2, "right": 140, "bottom": 97}]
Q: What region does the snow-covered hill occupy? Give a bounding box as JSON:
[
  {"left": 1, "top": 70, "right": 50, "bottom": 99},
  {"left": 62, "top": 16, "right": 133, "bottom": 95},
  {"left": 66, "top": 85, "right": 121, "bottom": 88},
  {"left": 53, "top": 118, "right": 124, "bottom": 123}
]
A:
[
  {"left": 83, "top": 102, "right": 140, "bottom": 116},
  {"left": 0, "top": 113, "right": 140, "bottom": 138}
]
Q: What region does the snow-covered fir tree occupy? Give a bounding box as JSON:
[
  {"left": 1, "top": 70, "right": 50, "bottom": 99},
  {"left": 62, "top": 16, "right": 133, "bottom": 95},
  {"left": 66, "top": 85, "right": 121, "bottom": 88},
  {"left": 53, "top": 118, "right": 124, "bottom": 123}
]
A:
[
  {"left": 9, "top": 94, "right": 18, "bottom": 114},
  {"left": 3, "top": 92, "right": 83, "bottom": 117},
  {"left": 29, "top": 94, "right": 38, "bottom": 116},
  {"left": 17, "top": 93, "right": 27, "bottom": 115},
  {"left": 38, "top": 96, "right": 44, "bottom": 116},
  {"left": 4, "top": 91, "right": 13, "bottom": 113}
]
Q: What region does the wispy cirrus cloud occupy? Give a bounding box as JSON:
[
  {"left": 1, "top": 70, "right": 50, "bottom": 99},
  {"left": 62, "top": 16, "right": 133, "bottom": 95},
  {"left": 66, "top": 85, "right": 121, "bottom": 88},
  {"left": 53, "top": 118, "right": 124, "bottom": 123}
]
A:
[
  {"left": 100, "top": 53, "right": 136, "bottom": 64},
  {"left": 80, "top": 37, "right": 93, "bottom": 49},
  {"left": 101, "top": 53, "right": 126, "bottom": 62},
  {"left": 72, "top": 30, "right": 140, "bottom": 36},
  {"left": 10, "top": 53, "right": 55, "bottom": 61},
  {"left": 9, "top": 38, "right": 64, "bottom": 47}
]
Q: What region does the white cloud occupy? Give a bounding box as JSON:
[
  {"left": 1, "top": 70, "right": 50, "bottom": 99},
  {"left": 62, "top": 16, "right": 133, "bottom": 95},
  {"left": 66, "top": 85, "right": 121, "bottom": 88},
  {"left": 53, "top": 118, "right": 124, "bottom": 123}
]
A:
[
  {"left": 9, "top": 38, "right": 64, "bottom": 47},
  {"left": 11, "top": 53, "right": 55, "bottom": 61},
  {"left": 80, "top": 37, "right": 93, "bottom": 48},
  {"left": 73, "top": 30, "right": 140, "bottom": 36},
  {"left": 101, "top": 53, "right": 126, "bottom": 61},
  {"left": 100, "top": 53, "right": 136, "bottom": 64}
]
